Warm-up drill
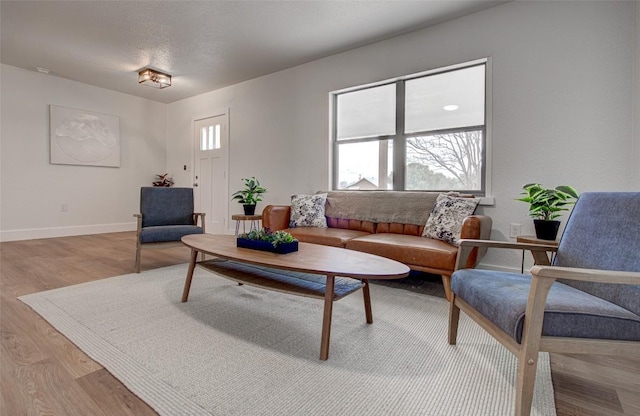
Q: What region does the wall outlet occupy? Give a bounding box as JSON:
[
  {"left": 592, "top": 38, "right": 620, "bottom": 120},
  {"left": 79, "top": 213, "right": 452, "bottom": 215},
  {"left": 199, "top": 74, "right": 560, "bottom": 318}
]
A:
[
  {"left": 60, "top": 203, "right": 68, "bottom": 212},
  {"left": 510, "top": 223, "right": 521, "bottom": 238}
]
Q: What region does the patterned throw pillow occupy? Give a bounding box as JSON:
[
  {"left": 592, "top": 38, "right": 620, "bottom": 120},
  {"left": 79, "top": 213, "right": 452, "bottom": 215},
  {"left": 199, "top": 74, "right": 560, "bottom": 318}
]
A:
[
  {"left": 422, "top": 194, "right": 479, "bottom": 246},
  {"left": 289, "top": 193, "right": 328, "bottom": 228}
]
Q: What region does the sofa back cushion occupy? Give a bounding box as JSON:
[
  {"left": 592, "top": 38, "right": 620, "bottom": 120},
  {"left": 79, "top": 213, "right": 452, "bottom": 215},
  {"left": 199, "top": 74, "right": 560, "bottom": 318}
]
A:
[
  {"left": 375, "top": 222, "right": 424, "bottom": 236},
  {"left": 326, "top": 217, "right": 376, "bottom": 233}
]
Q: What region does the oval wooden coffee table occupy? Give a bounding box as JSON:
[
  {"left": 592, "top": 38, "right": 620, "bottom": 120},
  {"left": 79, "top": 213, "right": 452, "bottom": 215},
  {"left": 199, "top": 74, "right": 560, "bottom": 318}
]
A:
[{"left": 181, "top": 234, "right": 410, "bottom": 360}]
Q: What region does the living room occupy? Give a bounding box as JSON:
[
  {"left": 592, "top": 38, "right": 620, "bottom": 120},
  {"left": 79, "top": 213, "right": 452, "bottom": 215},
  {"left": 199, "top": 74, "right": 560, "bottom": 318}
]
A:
[{"left": 2, "top": 1, "right": 639, "bottom": 415}]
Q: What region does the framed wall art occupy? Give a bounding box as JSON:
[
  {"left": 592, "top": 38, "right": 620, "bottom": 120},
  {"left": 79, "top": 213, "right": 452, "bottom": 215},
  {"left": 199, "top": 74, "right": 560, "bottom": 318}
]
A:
[{"left": 50, "top": 105, "right": 120, "bottom": 167}]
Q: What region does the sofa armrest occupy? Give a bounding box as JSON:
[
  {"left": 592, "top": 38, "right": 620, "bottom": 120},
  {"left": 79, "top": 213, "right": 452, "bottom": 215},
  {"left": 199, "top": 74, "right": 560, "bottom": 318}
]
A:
[
  {"left": 459, "top": 215, "right": 492, "bottom": 268},
  {"left": 262, "top": 205, "right": 291, "bottom": 231}
]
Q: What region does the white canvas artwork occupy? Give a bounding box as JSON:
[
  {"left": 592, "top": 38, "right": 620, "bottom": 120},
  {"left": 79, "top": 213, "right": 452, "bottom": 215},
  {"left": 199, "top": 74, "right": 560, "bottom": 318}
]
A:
[{"left": 50, "top": 105, "right": 120, "bottom": 167}]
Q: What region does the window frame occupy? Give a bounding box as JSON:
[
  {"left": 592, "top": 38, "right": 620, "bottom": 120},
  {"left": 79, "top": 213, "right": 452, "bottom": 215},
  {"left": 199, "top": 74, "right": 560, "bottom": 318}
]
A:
[{"left": 331, "top": 58, "right": 491, "bottom": 197}]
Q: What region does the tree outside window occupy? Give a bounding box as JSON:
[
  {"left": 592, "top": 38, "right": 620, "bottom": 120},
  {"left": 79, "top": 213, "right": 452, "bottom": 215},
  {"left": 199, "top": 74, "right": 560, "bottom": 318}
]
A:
[{"left": 406, "top": 129, "right": 483, "bottom": 191}]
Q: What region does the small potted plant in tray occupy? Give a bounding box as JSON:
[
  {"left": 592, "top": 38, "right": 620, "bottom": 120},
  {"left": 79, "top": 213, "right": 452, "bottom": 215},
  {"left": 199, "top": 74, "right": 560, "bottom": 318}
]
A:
[
  {"left": 516, "top": 183, "right": 579, "bottom": 240},
  {"left": 231, "top": 177, "right": 267, "bottom": 215},
  {"left": 237, "top": 228, "right": 299, "bottom": 254}
]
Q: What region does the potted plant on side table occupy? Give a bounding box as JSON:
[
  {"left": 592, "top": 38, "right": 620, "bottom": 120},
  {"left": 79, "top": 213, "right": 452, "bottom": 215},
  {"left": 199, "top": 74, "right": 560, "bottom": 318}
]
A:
[
  {"left": 231, "top": 176, "right": 267, "bottom": 215},
  {"left": 152, "top": 173, "right": 174, "bottom": 187},
  {"left": 517, "top": 183, "right": 579, "bottom": 240}
]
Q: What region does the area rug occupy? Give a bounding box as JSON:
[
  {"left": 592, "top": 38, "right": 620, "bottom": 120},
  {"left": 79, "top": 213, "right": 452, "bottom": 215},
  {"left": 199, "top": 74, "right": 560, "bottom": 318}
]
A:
[{"left": 19, "top": 264, "right": 556, "bottom": 416}]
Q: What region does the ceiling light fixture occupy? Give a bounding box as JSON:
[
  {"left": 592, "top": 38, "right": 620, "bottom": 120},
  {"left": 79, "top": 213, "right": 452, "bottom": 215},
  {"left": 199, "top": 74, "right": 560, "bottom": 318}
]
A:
[
  {"left": 443, "top": 104, "right": 459, "bottom": 111},
  {"left": 138, "top": 68, "right": 172, "bottom": 89},
  {"left": 36, "top": 67, "right": 50, "bottom": 74}
]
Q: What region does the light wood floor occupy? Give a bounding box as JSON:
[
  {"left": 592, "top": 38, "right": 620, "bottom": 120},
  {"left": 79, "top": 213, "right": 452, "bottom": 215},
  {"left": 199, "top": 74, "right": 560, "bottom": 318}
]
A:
[{"left": 1, "top": 232, "right": 639, "bottom": 415}]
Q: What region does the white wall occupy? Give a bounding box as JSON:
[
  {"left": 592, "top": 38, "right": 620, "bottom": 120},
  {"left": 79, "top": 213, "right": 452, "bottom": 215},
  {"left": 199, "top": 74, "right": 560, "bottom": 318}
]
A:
[
  {"left": 0, "top": 65, "right": 167, "bottom": 241},
  {"left": 166, "top": 76, "right": 298, "bottom": 221},
  {"left": 166, "top": 1, "right": 637, "bottom": 271}
]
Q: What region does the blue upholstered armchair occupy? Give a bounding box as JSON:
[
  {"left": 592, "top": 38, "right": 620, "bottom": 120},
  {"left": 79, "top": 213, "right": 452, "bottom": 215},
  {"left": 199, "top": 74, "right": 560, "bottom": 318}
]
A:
[
  {"left": 134, "top": 187, "right": 205, "bottom": 273},
  {"left": 448, "top": 192, "right": 640, "bottom": 415}
]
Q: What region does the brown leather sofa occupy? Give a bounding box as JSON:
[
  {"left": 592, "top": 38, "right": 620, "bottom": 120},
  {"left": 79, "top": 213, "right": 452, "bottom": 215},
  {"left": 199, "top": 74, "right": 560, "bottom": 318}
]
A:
[{"left": 262, "top": 191, "right": 492, "bottom": 300}]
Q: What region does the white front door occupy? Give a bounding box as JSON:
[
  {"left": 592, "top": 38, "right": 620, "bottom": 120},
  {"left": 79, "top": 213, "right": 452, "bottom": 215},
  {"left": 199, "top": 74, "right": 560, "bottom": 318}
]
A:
[{"left": 194, "top": 113, "right": 229, "bottom": 234}]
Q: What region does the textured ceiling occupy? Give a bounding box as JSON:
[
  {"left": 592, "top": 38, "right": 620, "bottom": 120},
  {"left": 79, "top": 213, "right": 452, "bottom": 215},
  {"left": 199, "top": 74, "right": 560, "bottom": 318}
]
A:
[{"left": 1, "top": 1, "right": 506, "bottom": 103}]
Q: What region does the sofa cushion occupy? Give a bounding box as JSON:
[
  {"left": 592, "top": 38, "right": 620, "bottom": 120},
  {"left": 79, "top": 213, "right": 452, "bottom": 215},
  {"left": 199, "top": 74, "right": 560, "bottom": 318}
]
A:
[
  {"left": 284, "top": 227, "right": 369, "bottom": 248},
  {"left": 451, "top": 269, "right": 640, "bottom": 343},
  {"left": 289, "top": 193, "right": 328, "bottom": 228},
  {"left": 346, "top": 233, "right": 458, "bottom": 271},
  {"left": 423, "top": 194, "right": 479, "bottom": 246}
]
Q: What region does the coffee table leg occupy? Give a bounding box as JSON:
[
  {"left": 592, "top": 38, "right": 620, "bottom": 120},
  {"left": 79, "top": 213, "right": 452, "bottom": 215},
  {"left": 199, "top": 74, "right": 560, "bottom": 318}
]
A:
[
  {"left": 362, "top": 279, "right": 373, "bottom": 324},
  {"left": 181, "top": 249, "right": 199, "bottom": 302},
  {"left": 320, "top": 275, "right": 335, "bottom": 360}
]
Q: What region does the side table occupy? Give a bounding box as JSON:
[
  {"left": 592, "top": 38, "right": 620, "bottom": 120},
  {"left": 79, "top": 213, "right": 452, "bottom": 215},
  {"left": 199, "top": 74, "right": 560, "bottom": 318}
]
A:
[
  {"left": 232, "top": 214, "right": 262, "bottom": 236},
  {"left": 516, "top": 235, "right": 559, "bottom": 273}
]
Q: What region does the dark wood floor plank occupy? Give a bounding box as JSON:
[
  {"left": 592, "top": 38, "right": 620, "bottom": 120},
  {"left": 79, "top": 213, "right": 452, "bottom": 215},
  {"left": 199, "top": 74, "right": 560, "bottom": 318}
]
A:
[
  {"left": 38, "top": 359, "right": 107, "bottom": 416},
  {"left": 551, "top": 353, "right": 640, "bottom": 392},
  {"left": 1, "top": 231, "right": 638, "bottom": 415},
  {"left": 33, "top": 316, "right": 104, "bottom": 379},
  {"left": 1, "top": 366, "right": 57, "bottom": 416},
  {"left": 618, "top": 388, "right": 640, "bottom": 415},
  {"left": 76, "top": 368, "right": 158, "bottom": 416},
  {"left": 550, "top": 371, "right": 623, "bottom": 413},
  {"left": 0, "top": 233, "right": 183, "bottom": 416},
  {"left": 1, "top": 305, "right": 48, "bottom": 366}
]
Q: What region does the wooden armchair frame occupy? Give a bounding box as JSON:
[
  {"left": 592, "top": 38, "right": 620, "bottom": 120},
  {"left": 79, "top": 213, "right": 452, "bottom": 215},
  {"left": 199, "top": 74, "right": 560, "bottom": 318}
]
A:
[{"left": 449, "top": 239, "right": 640, "bottom": 416}]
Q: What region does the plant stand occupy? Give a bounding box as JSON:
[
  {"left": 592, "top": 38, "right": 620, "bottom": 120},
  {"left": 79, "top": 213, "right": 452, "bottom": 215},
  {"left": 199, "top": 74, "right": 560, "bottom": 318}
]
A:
[
  {"left": 232, "top": 214, "right": 262, "bottom": 236},
  {"left": 516, "top": 235, "right": 559, "bottom": 273}
]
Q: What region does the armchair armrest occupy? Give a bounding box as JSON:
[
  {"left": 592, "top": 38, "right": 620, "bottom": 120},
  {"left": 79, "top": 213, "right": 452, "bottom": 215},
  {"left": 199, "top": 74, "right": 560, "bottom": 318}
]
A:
[
  {"left": 133, "top": 213, "right": 142, "bottom": 237},
  {"left": 193, "top": 212, "right": 206, "bottom": 230},
  {"left": 458, "top": 239, "right": 558, "bottom": 250},
  {"left": 455, "top": 239, "right": 558, "bottom": 271},
  {"left": 531, "top": 265, "right": 640, "bottom": 285}
]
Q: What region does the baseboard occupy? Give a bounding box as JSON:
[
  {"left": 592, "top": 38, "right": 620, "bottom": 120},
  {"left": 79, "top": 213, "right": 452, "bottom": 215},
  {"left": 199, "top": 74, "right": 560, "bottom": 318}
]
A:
[{"left": 0, "top": 222, "right": 136, "bottom": 242}]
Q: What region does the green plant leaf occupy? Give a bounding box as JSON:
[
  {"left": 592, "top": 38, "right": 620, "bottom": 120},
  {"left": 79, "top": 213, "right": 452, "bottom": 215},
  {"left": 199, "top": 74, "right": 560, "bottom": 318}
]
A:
[
  {"left": 231, "top": 177, "right": 267, "bottom": 204},
  {"left": 239, "top": 228, "right": 297, "bottom": 247},
  {"left": 516, "top": 183, "right": 579, "bottom": 220}
]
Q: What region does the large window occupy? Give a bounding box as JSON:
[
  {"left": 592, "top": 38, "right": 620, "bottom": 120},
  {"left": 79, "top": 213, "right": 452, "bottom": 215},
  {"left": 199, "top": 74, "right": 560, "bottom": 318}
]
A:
[{"left": 332, "top": 59, "right": 488, "bottom": 195}]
